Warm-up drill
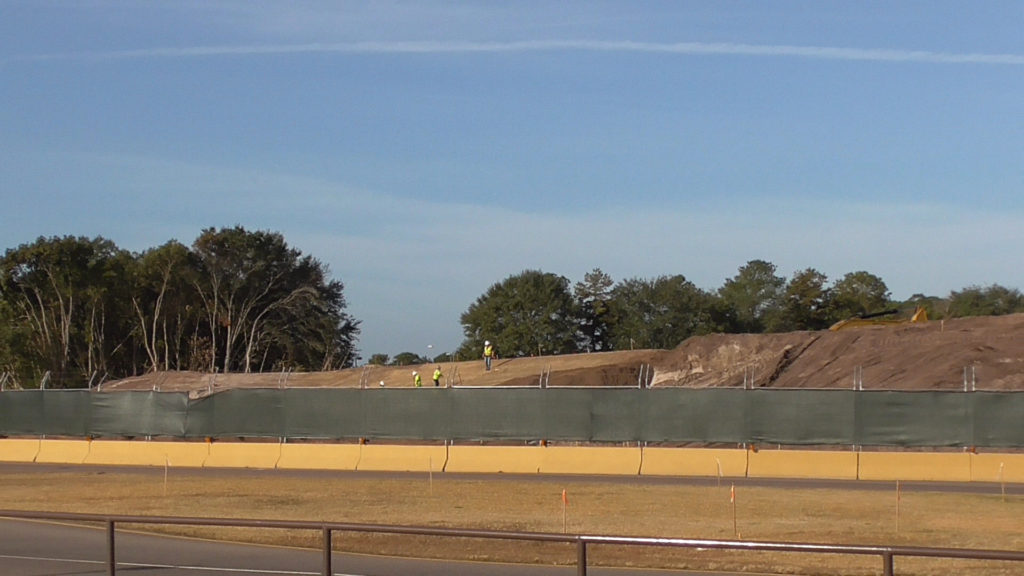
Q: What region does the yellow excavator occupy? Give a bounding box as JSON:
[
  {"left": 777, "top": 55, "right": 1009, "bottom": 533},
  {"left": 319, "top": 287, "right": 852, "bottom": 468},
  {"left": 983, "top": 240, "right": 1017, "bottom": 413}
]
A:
[{"left": 828, "top": 306, "right": 929, "bottom": 331}]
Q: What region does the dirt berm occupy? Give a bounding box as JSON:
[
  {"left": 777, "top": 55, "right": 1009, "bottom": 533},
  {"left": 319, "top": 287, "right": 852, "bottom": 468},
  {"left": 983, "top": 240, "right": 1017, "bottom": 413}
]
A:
[{"left": 103, "top": 313, "right": 1024, "bottom": 397}]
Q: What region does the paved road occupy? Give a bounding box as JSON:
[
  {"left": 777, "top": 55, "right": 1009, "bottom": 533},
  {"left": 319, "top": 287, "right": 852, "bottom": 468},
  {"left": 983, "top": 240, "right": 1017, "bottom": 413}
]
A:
[{"left": 1, "top": 518, "right": 731, "bottom": 576}]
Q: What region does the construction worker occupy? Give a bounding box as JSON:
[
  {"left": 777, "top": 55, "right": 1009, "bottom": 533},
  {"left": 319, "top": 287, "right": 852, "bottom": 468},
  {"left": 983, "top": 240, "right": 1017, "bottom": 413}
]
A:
[
  {"left": 483, "top": 341, "right": 495, "bottom": 371},
  {"left": 432, "top": 366, "right": 443, "bottom": 387},
  {"left": 413, "top": 371, "right": 422, "bottom": 387}
]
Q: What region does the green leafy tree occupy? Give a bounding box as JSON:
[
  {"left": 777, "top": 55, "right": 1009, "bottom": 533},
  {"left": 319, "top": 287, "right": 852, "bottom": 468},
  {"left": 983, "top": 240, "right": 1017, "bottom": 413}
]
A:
[
  {"left": 391, "top": 352, "right": 425, "bottom": 366},
  {"left": 717, "top": 259, "right": 785, "bottom": 333},
  {"left": 257, "top": 262, "right": 359, "bottom": 371},
  {"left": 606, "top": 275, "right": 713, "bottom": 350},
  {"left": 367, "top": 353, "right": 390, "bottom": 366},
  {"left": 702, "top": 292, "right": 737, "bottom": 335},
  {"left": 0, "top": 292, "right": 32, "bottom": 387},
  {"left": 829, "top": 271, "right": 891, "bottom": 322},
  {"left": 458, "top": 270, "right": 578, "bottom": 358},
  {"left": 780, "top": 268, "right": 832, "bottom": 331},
  {"left": 191, "top": 226, "right": 359, "bottom": 373},
  {"left": 131, "top": 241, "right": 198, "bottom": 372},
  {"left": 86, "top": 247, "right": 136, "bottom": 379},
  {"left": 431, "top": 351, "right": 455, "bottom": 363},
  {"left": 947, "top": 284, "right": 1023, "bottom": 317},
  {"left": 0, "top": 236, "right": 132, "bottom": 387},
  {"left": 573, "top": 268, "right": 615, "bottom": 352},
  {"left": 0, "top": 229, "right": 359, "bottom": 381}
]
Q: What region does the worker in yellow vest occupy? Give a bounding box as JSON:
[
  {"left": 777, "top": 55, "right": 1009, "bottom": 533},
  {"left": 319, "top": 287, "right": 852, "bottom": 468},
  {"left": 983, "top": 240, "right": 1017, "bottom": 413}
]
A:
[
  {"left": 413, "top": 371, "right": 422, "bottom": 387},
  {"left": 483, "top": 341, "right": 495, "bottom": 371},
  {"left": 433, "top": 366, "right": 443, "bottom": 387}
]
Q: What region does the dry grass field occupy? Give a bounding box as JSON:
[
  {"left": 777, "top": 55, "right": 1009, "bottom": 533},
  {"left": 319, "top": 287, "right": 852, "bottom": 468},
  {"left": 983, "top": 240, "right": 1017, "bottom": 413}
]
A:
[{"left": 1, "top": 465, "right": 1020, "bottom": 575}]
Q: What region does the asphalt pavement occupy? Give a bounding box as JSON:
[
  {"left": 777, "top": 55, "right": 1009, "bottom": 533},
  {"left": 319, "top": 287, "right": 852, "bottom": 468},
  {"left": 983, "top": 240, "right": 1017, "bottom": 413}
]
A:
[{"left": 1, "top": 518, "right": 735, "bottom": 576}]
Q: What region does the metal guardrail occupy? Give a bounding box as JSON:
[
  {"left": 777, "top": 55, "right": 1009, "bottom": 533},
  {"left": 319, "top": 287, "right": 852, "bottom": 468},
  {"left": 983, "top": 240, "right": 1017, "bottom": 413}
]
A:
[{"left": 1, "top": 509, "right": 1022, "bottom": 576}]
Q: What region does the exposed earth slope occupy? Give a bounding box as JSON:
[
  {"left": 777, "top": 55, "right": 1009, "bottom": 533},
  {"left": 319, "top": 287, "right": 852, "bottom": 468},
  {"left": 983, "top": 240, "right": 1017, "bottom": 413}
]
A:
[{"left": 104, "top": 313, "right": 1024, "bottom": 397}]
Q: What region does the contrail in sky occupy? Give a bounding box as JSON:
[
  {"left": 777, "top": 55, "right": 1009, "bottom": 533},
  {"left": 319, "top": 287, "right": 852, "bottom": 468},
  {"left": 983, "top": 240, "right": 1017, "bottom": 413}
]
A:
[{"left": 7, "top": 40, "right": 1024, "bottom": 65}]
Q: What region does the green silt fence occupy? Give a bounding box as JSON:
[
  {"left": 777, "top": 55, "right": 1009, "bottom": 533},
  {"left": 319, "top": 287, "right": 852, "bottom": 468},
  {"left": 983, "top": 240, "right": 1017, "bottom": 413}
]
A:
[{"left": 1, "top": 388, "right": 1021, "bottom": 447}]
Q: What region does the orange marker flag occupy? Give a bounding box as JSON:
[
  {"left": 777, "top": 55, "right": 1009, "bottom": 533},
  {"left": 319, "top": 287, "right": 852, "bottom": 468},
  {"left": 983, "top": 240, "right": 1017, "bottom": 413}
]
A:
[
  {"left": 561, "top": 489, "right": 569, "bottom": 533},
  {"left": 896, "top": 480, "right": 902, "bottom": 533},
  {"left": 730, "top": 483, "right": 738, "bottom": 538}
]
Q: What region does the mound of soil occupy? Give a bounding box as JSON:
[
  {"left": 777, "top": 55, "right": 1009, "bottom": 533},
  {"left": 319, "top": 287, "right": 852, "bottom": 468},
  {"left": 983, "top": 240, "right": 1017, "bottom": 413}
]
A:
[
  {"left": 653, "top": 313, "right": 1024, "bottom": 390},
  {"left": 103, "top": 314, "right": 1024, "bottom": 396}
]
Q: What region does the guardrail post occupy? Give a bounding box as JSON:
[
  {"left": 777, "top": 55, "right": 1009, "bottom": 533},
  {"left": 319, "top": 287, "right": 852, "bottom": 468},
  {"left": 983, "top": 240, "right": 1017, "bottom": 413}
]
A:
[
  {"left": 106, "top": 520, "right": 116, "bottom": 576},
  {"left": 322, "top": 527, "right": 332, "bottom": 576},
  {"left": 882, "top": 550, "right": 894, "bottom": 576},
  {"left": 576, "top": 539, "right": 587, "bottom": 576}
]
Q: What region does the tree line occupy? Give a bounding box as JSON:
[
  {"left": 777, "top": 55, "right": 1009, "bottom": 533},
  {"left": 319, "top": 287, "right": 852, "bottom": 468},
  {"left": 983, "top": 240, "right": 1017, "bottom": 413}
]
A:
[
  {"left": 0, "top": 228, "right": 359, "bottom": 388},
  {"left": 3, "top": 230, "right": 1021, "bottom": 382},
  {"left": 427, "top": 263, "right": 1021, "bottom": 364}
]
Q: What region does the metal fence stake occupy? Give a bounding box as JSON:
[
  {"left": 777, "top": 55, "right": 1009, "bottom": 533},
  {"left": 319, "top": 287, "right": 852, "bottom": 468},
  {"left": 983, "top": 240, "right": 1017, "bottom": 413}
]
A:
[
  {"left": 107, "top": 520, "right": 116, "bottom": 576},
  {"left": 577, "top": 539, "right": 587, "bottom": 576},
  {"left": 323, "top": 527, "right": 332, "bottom": 576}
]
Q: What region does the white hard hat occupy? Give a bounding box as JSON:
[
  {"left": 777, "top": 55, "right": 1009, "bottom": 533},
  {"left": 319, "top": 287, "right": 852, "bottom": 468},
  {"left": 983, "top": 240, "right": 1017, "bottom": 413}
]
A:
[
  {"left": 485, "top": 341, "right": 490, "bottom": 345},
  {"left": 412, "top": 371, "right": 417, "bottom": 375}
]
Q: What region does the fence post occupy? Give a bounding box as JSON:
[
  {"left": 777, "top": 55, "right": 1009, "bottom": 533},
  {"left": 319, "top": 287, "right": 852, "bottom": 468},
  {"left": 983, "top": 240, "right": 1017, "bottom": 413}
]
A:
[
  {"left": 576, "top": 539, "right": 587, "bottom": 576},
  {"left": 882, "top": 549, "right": 894, "bottom": 576},
  {"left": 322, "top": 527, "right": 332, "bottom": 576},
  {"left": 107, "top": 520, "right": 116, "bottom": 576}
]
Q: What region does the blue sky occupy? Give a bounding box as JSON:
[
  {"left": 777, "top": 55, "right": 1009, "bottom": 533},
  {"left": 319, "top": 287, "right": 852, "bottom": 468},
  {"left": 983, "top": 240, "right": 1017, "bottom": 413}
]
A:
[{"left": 2, "top": 1, "right": 1022, "bottom": 360}]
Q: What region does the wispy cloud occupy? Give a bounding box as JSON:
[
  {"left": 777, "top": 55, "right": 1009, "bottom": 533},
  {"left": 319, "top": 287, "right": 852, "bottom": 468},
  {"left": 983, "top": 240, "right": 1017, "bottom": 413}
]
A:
[{"left": 7, "top": 40, "right": 1024, "bottom": 65}]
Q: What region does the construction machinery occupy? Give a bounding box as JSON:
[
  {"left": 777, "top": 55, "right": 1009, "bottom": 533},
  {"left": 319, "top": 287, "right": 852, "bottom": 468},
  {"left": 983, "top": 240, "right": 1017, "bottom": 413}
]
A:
[{"left": 828, "top": 306, "right": 928, "bottom": 331}]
